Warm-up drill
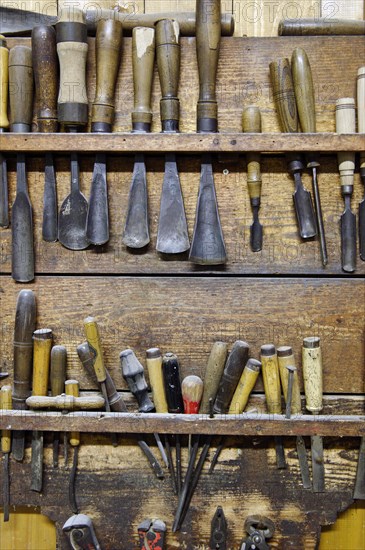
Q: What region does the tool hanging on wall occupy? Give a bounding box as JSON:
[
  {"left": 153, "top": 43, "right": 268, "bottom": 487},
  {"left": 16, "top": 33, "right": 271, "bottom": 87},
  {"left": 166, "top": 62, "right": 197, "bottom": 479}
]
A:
[
  {"left": 0, "top": 34, "right": 9, "bottom": 228},
  {"left": 1, "top": 385, "right": 12, "bottom": 522},
  {"left": 240, "top": 515, "right": 275, "bottom": 550},
  {"left": 357, "top": 67, "right": 365, "bottom": 261},
  {"left": 65, "top": 379, "right": 81, "bottom": 514},
  {"left": 210, "top": 506, "right": 227, "bottom": 550},
  {"left": 50, "top": 345, "right": 67, "bottom": 467},
  {"left": 138, "top": 518, "right": 167, "bottom": 550},
  {"left": 63, "top": 513, "right": 101, "bottom": 550},
  {"left": 32, "top": 25, "right": 59, "bottom": 242}
]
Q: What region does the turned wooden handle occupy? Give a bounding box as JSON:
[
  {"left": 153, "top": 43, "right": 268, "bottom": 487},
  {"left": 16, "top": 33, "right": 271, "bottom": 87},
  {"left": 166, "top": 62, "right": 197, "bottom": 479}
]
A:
[
  {"left": 32, "top": 25, "right": 58, "bottom": 133},
  {"left": 242, "top": 105, "right": 262, "bottom": 200},
  {"left": 156, "top": 18, "right": 180, "bottom": 132},
  {"left": 336, "top": 98, "right": 356, "bottom": 189},
  {"left": 84, "top": 317, "right": 107, "bottom": 384},
  {"left": 132, "top": 27, "right": 155, "bottom": 131},
  {"left": 196, "top": 0, "right": 221, "bottom": 132},
  {"left": 199, "top": 341, "right": 228, "bottom": 414},
  {"left": 270, "top": 58, "right": 298, "bottom": 133},
  {"left": 302, "top": 337, "right": 323, "bottom": 414},
  {"left": 65, "top": 380, "right": 80, "bottom": 446},
  {"left": 26, "top": 393, "right": 105, "bottom": 410},
  {"left": 146, "top": 348, "right": 168, "bottom": 413},
  {"left": 291, "top": 47, "right": 316, "bottom": 133},
  {"left": 277, "top": 346, "right": 302, "bottom": 415},
  {"left": 182, "top": 375, "right": 204, "bottom": 414},
  {"left": 50, "top": 345, "right": 67, "bottom": 397},
  {"left": 228, "top": 359, "right": 261, "bottom": 415},
  {"left": 1, "top": 386, "right": 12, "bottom": 453},
  {"left": 91, "top": 19, "right": 123, "bottom": 132},
  {"left": 13, "top": 289, "right": 36, "bottom": 407},
  {"left": 260, "top": 344, "right": 282, "bottom": 414},
  {"left": 9, "top": 45, "right": 33, "bottom": 132},
  {"left": 32, "top": 329, "right": 53, "bottom": 397},
  {"left": 0, "top": 35, "right": 9, "bottom": 130},
  {"left": 357, "top": 68, "right": 365, "bottom": 171}
]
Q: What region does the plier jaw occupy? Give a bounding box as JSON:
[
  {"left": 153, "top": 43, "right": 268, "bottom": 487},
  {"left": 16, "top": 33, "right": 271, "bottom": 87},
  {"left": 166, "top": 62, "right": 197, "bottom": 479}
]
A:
[{"left": 138, "top": 518, "right": 166, "bottom": 550}]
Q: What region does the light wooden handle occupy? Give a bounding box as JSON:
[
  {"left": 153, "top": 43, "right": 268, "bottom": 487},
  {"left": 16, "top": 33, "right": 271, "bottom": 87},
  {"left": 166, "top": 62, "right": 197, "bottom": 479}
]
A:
[
  {"left": 146, "top": 348, "right": 168, "bottom": 413},
  {"left": 156, "top": 19, "right": 180, "bottom": 132},
  {"left": 302, "top": 337, "right": 323, "bottom": 414},
  {"left": 50, "top": 345, "right": 67, "bottom": 396},
  {"left": 199, "top": 342, "right": 228, "bottom": 413},
  {"left": 26, "top": 394, "right": 105, "bottom": 410},
  {"left": 32, "top": 329, "right": 53, "bottom": 397},
  {"left": 182, "top": 375, "right": 204, "bottom": 414},
  {"left": 1, "top": 385, "right": 12, "bottom": 453},
  {"left": 132, "top": 27, "right": 155, "bottom": 131},
  {"left": 336, "top": 98, "right": 356, "bottom": 188},
  {"left": 228, "top": 359, "right": 261, "bottom": 415},
  {"left": 9, "top": 45, "right": 33, "bottom": 131},
  {"left": 260, "top": 345, "right": 282, "bottom": 414},
  {"left": 357, "top": 67, "right": 365, "bottom": 171},
  {"left": 242, "top": 106, "right": 262, "bottom": 200},
  {"left": 0, "top": 35, "right": 9, "bottom": 130},
  {"left": 277, "top": 347, "right": 302, "bottom": 415},
  {"left": 291, "top": 47, "right": 316, "bottom": 133},
  {"left": 84, "top": 317, "right": 106, "bottom": 383},
  {"left": 65, "top": 380, "right": 80, "bottom": 446},
  {"left": 270, "top": 58, "right": 298, "bottom": 133}
]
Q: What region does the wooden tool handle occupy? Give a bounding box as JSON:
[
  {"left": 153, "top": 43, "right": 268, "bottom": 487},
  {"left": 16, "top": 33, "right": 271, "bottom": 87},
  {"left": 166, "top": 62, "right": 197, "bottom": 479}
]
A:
[
  {"left": 1, "top": 385, "right": 12, "bottom": 453},
  {"left": 146, "top": 348, "right": 168, "bottom": 413},
  {"left": 228, "top": 358, "right": 261, "bottom": 414},
  {"left": 242, "top": 106, "right": 262, "bottom": 201},
  {"left": 0, "top": 35, "right": 9, "bottom": 130},
  {"left": 260, "top": 344, "right": 282, "bottom": 414},
  {"left": 32, "top": 329, "right": 53, "bottom": 397},
  {"left": 156, "top": 18, "right": 180, "bottom": 132},
  {"left": 162, "top": 352, "right": 184, "bottom": 413},
  {"left": 9, "top": 45, "right": 33, "bottom": 132},
  {"left": 65, "top": 380, "right": 80, "bottom": 446},
  {"left": 196, "top": 0, "right": 221, "bottom": 132},
  {"left": 213, "top": 340, "right": 250, "bottom": 414},
  {"left": 277, "top": 346, "right": 302, "bottom": 415},
  {"left": 291, "top": 47, "right": 316, "bottom": 133},
  {"left": 270, "top": 58, "right": 298, "bottom": 133},
  {"left": 56, "top": 8, "right": 88, "bottom": 127},
  {"left": 182, "top": 375, "right": 204, "bottom": 414},
  {"left": 26, "top": 394, "right": 105, "bottom": 410},
  {"left": 50, "top": 345, "right": 67, "bottom": 396},
  {"left": 336, "top": 98, "right": 356, "bottom": 190},
  {"left": 131, "top": 27, "right": 155, "bottom": 132},
  {"left": 91, "top": 19, "right": 123, "bottom": 132},
  {"left": 302, "top": 337, "right": 323, "bottom": 414},
  {"left": 83, "top": 317, "right": 107, "bottom": 383},
  {"left": 32, "top": 25, "right": 58, "bottom": 133},
  {"left": 278, "top": 18, "right": 365, "bottom": 36},
  {"left": 13, "top": 289, "right": 36, "bottom": 406},
  {"left": 120, "top": 349, "right": 155, "bottom": 413},
  {"left": 199, "top": 341, "right": 228, "bottom": 413},
  {"left": 357, "top": 68, "right": 365, "bottom": 171}
]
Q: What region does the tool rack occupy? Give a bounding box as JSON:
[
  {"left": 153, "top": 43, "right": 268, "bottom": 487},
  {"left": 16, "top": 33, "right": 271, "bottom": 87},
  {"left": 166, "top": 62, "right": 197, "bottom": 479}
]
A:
[{"left": 0, "top": 34, "right": 364, "bottom": 548}]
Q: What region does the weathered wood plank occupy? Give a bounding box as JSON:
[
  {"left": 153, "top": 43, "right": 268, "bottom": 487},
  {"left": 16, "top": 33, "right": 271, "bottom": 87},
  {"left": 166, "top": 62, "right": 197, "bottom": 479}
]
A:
[{"left": 321, "top": 0, "right": 364, "bottom": 20}]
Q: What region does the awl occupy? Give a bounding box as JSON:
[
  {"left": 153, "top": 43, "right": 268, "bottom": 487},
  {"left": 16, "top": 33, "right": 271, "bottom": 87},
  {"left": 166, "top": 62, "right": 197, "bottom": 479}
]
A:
[
  {"left": 0, "top": 35, "right": 9, "bottom": 228},
  {"left": 357, "top": 67, "right": 365, "bottom": 261}
]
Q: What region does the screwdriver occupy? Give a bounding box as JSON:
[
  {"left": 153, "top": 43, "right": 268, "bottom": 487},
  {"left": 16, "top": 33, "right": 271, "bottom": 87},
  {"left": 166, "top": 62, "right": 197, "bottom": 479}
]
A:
[
  {"left": 0, "top": 35, "right": 9, "bottom": 228},
  {"left": 50, "top": 346, "right": 67, "bottom": 467},
  {"left": 182, "top": 375, "right": 204, "bottom": 456},
  {"left": 65, "top": 379, "right": 80, "bottom": 514},
  {"left": 1, "top": 385, "right": 12, "bottom": 521}
]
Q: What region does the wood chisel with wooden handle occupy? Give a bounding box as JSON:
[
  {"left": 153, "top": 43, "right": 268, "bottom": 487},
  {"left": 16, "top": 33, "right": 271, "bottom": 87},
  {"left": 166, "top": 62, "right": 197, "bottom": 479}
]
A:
[
  {"left": 9, "top": 45, "right": 35, "bottom": 282},
  {"left": 50, "top": 345, "right": 67, "bottom": 467},
  {"left": 86, "top": 19, "right": 123, "bottom": 246},
  {"left": 357, "top": 67, "right": 365, "bottom": 261},
  {"left": 123, "top": 27, "right": 155, "bottom": 249},
  {"left": 302, "top": 336, "right": 325, "bottom": 492},
  {"left": 65, "top": 379, "right": 81, "bottom": 514},
  {"left": 1, "top": 385, "right": 12, "bottom": 521},
  {"left": 31, "top": 328, "right": 53, "bottom": 492},
  {"left": 12, "top": 289, "right": 36, "bottom": 461},
  {"left": 32, "top": 25, "right": 59, "bottom": 242},
  {"left": 199, "top": 342, "right": 228, "bottom": 414},
  {"left": 0, "top": 35, "right": 9, "bottom": 228}
]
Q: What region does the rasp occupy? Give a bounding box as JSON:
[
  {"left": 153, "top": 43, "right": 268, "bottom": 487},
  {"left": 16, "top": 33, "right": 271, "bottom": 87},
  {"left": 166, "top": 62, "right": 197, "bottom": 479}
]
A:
[
  {"left": 0, "top": 34, "right": 9, "bottom": 228},
  {"left": 357, "top": 67, "right": 365, "bottom": 261}
]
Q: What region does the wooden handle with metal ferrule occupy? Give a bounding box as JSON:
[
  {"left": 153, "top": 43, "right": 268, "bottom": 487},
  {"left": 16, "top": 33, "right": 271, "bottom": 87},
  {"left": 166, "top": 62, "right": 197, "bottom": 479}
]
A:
[
  {"left": 26, "top": 393, "right": 105, "bottom": 410},
  {"left": 302, "top": 337, "right": 323, "bottom": 414},
  {"left": 0, "top": 35, "right": 9, "bottom": 130},
  {"left": 336, "top": 98, "right": 356, "bottom": 190},
  {"left": 131, "top": 27, "right": 155, "bottom": 132},
  {"left": 291, "top": 47, "right": 316, "bottom": 133},
  {"left": 9, "top": 45, "right": 33, "bottom": 132},
  {"left": 91, "top": 19, "right": 123, "bottom": 132},
  {"left": 83, "top": 317, "right": 107, "bottom": 384},
  {"left": 228, "top": 358, "right": 261, "bottom": 415},
  {"left": 358, "top": 68, "right": 365, "bottom": 172},
  {"left": 146, "top": 348, "right": 168, "bottom": 413},
  {"left": 32, "top": 329, "right": 53, "bottom": 397},
  {"left": 199, "top": 341, "right": 228, "bottom": 413},
  {"left": 242, "top": 106, "right": 262, "bottom": 201},
  {"left": 32, "top": 25, "right": 58, "bottom": 133},
  {"left": 182, "top": 375, "right": 204, "bottom": 414},
  {"left": 196, "top": 0, "right": 221, "bottom": 132},
  {"left": 50, "top": 345, "right": 67, "bottom": 396},
  {"left": 277, "top": 346, "right": 302, "bottom": 415},
  {"left": 65, "top": 380, "right": 80, "bottom": 446},
  {"left": 269, "top": 58, "right": 298, "bottom": 133},
  {"left": 156, "top": 18, "right": 180, "bottom": 132},
  {"left": 56, "top": 8, "right": 88, "bottom": 127},
  {"left": 213, "top": 340, "right": 250, "bottom": 414},
  {"left": 1, "top": 386, "right": 12, "bottom": 453},
  {"left": 260, "top": 344, "right": 282, "bottom": 414}
]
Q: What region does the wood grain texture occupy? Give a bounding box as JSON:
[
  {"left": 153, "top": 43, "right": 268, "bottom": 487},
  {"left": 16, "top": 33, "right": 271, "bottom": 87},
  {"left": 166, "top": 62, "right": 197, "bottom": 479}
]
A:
[{"left": 321, "top": 0, "right": 364, "bottom": 20}]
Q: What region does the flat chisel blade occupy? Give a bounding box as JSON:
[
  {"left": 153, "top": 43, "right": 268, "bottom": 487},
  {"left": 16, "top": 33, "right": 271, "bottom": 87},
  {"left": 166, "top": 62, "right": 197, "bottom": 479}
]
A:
[
  {"left": 341, "top": 206, "right": 356, "bottom": 272},
  {"left": 311, "top": 435, "right": 325, "bottom": 492},
  {"left": 359, "top": 198, "right": 365, "bottom": 261},
  {"left": 293, "top": 173, "right": 317, "bottom": 239},
  {"left": 296, "top": 436, "right": 311, "bottom": 489},
  {"left": 3, "top": 453, "right": 10, "bottom": 522},
  {"left": 353, "top": 437, "right": 365, "bottom": 500},
  {"left": 123, "top": 154, "right": 149, "bottom": 249},
  {"left": 12, "top": 431, "right": 26, "bottom": 461},
  {"left": 86, "top": 153, "right": 109, "bottom": 246},
  {"left": 250, "top": 208, "right": 263, "bottom": 252},
  {"left": 42, "top": 153, "right": 58, "bottom": 242},
  {"left": 31, "top": 430, "right": 44, "bottom": 492},
  {"left": 0, "top": 152, "right": 9, "bottom": 227}
]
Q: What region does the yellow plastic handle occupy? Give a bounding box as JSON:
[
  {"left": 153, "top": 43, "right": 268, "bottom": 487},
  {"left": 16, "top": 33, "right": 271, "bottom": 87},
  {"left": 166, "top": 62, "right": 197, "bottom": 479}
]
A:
[
  {"left": 228, "top": 359, "right": 261, "bottom": 415},
  {"left": 146, "top": 348, "right": 168, "bottom": 413},
  {"left": 32, "top": 329, "right": 53, "bottom": 397}
]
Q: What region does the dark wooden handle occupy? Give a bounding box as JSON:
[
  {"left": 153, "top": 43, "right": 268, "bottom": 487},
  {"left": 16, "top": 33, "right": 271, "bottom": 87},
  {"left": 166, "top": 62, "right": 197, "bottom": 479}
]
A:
[
  {"left": 32, "top": 25, "right": 58, "bottom": 133},
  {"left": 291, "top": 47, "right": 316, "bottom": 133},
  {"left": 270, "top": 58, "right": 298, "bottom": 133},
  {"left": 91, "top": 19, "right": 123, "bottom": 132},
  {"left": 196, "top": 0, "right": 221, "bottom": 132},
  {"left": 132, "top": 26, "right": 155, "bottom": 132},
  {"left": 278, "top": 18, "right": 365, "bottom": 36},
  {"left": 156, "top": 19, "right": 180, "bottom": 132},
  {"left": 213, "top": 341, "right": 250, "bottom": 414},
  {"left": 162, "top": 353, "right": 184, "bottom": 414},
  {"left": 242, "top": 106, "right": 262, "bottom": 200},
  {"left": 9, "top": 45, "right": 33, "bottom": 132}
]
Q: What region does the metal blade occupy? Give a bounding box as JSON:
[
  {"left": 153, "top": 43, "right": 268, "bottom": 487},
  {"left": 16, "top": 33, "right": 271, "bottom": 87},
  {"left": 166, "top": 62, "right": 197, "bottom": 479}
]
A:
[
  {"left": 310, "top": 166, "right": 328, "bottom": 266},
  {"left": 137, "top": 438, "right": 165, "bottom": 480},
  {"left": 3, "top": 453, "right": 10, "bottom": 522},
  {"left": 275, "top": 436, "right": 287, "bottom": 469},
  {"left": 69, "top": 446, "right": 79, "bottom": 514},
  {"left": 30, "top": 430, "right": 43, "bottom": 492},
  {"left": 250, "top": 205, "right": 263, "bottom": 252},
  {"left": 157, "top": 154, "right": 189, "bottom": 254},
  {"left": 12, "top": 156, "right": 34, "bottom": 282},
  {"left": 293, "top": 173, "right": 317, "bottom": 238},
  {"left": 0, "top": 7, "right": 58, "bottom": 35},
  {"left": 341, "top": 200, "right": 356, "bottom": 272},
  {"left": 42, "top": 153, "right": 58, "bottom": 242},
  {"left": 123, "top": 154, "right": 149, "bottom": 249},
  {"left": 311, "top": 435, "right": 325, "bottom": 492},
  {"left": 0, "top": 152, "right": 9, "bottom": 227},
  {"left": 153, "top": 433, "right": 168, "bottom": 467},
  {"left": 359, "top": 197, "right": 365, "bottom": 261},
  {"left": 296, "top": 436, "right": 311, "bottom": 489},
  {"left": 86, "top": 153, "right": 109, "bottom": 246},
  {"left": 53, "top": 434, "right": 60, "bottom": 468},
  {"left": 353, "top": 437, "right": 365, "bottom": 499}
]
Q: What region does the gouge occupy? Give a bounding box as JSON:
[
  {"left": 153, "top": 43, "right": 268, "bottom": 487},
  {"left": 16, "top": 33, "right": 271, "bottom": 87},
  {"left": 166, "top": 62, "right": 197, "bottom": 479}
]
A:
[
  {"left": 31, "top": 328, "right": 53, "bottom": 492},
  {"left": 270, "top": 58, "right": 317, "bottom": 240},
  {"left": 357, "top": 67, "right": 365, "bottom": 261},
  {"left": 56, "top": 9, "right": 89, "bottom": 250},
  {"left": 9, "top": 45, "right": 35, "bottom": 282},
  {"left": 0, "top": 35, "right": 9, "bottom": 228},
  {"left": 65, "top": 379, "right": 81, "bottom": 514},
  {"left": 156, "top": 19, "right": 189, "bottom": 255},
  {"left": 32, "top": 25, "right": 59, "bottom": 242},
  {"left": 278, "top": 18, "right": 365, "bottom": 36},
  {"left": 26, "top": 394, "right": 105, "bottom": 410},
  {"left": 12, "top": 289, "right": 36, "bottom": 461},
  {"left": 302, "top": 336, "right": 325, "bottom": 492},
  {"left": 336, "top": 98, "right": 357, "bottom": 272},
  {"left": 86, "top": 19, "right": 123, "bottom": 246},
  {"left": 63, "top": 514, "right": 101, "bottom": 550},
  {"left": 1, "top": 385, "right": 12, "bottom": 522},
  {"left": 123, "top": 27, "right": 155, "bottom": 249},
  {"left": 292, "top": 47, "right": 328, "bottom": 266},
  {"left": 242, "top": 106, "right": 263, "bottom": 252},
  {"left": 199, "top": 342, "right": 228, "bottom": 414},
  {"left": 50, "top": 345, "right": 67, "bottom": 467},
  {"left": 189, "top": 0, "right": 227, "bottom": 265}
]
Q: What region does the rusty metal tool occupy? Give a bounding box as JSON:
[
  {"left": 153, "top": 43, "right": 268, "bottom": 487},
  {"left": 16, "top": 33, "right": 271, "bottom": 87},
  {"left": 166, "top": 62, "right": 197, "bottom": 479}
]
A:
[
  {"left": 86, "top": 19, "right": 123, "bottom": 246},
  {"left": 1, "top": 385, "right": 12, "bottom": 521},
  {"left": 354, "top": 437, "right": 365, "bottom": 499},
  {"left": 0, "top": 35, "right": 9, "bottom": 228},
  {"left": 63, "top": 514, "right": 101, "bottom": 550},
  {"left": 336, "top": 98, "right": 357, "bottom": 272},
  {"left": 210, "top": 506, "right": 227, "bottom": 550},
  {"left": 12, "top": 289, "right": 36, "bottom": 461},
  {"left": 32, "top": 25, "right": 59, "bottom": 242},
  {"left": 65, "top": 379, "right": 81, "bottom": 514},
  {"left": 302, "top": 336, "right": 325, "bottom": 492},
  {"left": 50, "top": 345, "right": 67, "bottom": 467},
  {"left": 357, "top": 67, "right": 365, "bottom": 261},
  {"left": 270, "top": 58, "right": 317, "bottom": 240},
  {"left": 155, "top": 19, "right": 189, "bottom": 255},
  {"left": 9, "top": 45, "right": 35, "bottom": 282},
  {"left": 240, "top": 516, "right": 275, "bottom": 550},
  {"left": 189, "top": 0, "right": 226, "bottom": 265},
  {"left": 123, "top": 27, "right": 155, "bottom": 249},
  {"left": 138, "top": 518, "right": 167, "bottom": 550}
]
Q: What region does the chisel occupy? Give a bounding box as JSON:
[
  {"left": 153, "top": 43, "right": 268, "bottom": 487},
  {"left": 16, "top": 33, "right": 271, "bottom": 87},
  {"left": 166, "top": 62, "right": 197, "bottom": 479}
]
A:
[
  {"left": 12, "top": 289, "right": 36, "bottom": 461},
  {"left": 0, "top": 35, "right": 9, "bottom": 228},
  {"left": 199, "top": 342, "right": 228, "bottom": 414},
  {"left": 336, "top": 98, "right": 357, "bottom": 272},
  {"left": 31, "top": 328, "right": 53, "bottom": 492},
  {"left": 65, "top": 379, "right": 80, "bottom": 514},
  {"left": 9, "top": 45, "right": 35, "bottom": 282},
  {"left": 357, "top": 67, "right": 365, "bottom": 261},
  {"left": 270, "top": 58, "right": 317, "bottom": 240},
  {"left": 302, "top": 336, "right": 325, "bottom": 492},
  {"left": 156, "top": 18, "right": 189, "bottom": 255},
  {"left": 32, "top": 25, "right": 59, "bottom": 242},
  {"left": 1, "top": 385, "right": 12, "bottom": 522},
  {"left": 189, "top": 0, "right": 227, "bottom": 265},
  {"left": 86, "top": 19, "right": 123, "bottom": 246},
  {"left": 292, "top": 47, "right": 328, "bottom": 266},
  {"left": 242, "top": 106, "right": 263, "bottom": 252},
  {"left": 50, "top": 345, "right": 67, "bottom": 467},
  {"left": 123, "top": 27, "right": 155, "bottom": 249}
]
